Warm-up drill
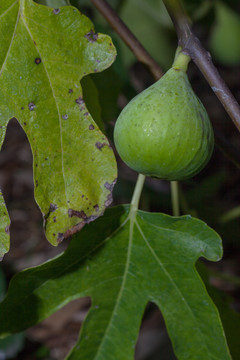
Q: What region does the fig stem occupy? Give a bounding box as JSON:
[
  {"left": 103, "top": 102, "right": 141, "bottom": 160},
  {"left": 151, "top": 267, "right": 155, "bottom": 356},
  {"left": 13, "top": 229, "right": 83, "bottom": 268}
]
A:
[
  {"left": 130, "top": 174, "right": 146, "bottom": 214},
  {"left": 172, "top": 48, "right": 191, "bottom": 72},
  {"left": 171, "top": 181, "right": 180, "bottom": 216}
]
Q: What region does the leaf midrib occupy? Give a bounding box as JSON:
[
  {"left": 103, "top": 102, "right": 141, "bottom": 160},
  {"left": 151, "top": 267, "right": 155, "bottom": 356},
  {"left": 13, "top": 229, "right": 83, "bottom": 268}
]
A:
[
  {"left": 92, "top": 215, "right": 134, "bottom": 360},
  {"left": 0, "top": 1, "right": 20, "bottom": 78},
  {"left": 21, "top": 2, "right": 69, "bottom": 206},
  {"left": 135, "top": 218, "right": 219, "bottom": 360}
]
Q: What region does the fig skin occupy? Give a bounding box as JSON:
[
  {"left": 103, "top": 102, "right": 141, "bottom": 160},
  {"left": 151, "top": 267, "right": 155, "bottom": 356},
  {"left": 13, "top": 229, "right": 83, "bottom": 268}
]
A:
[{"left": 114, "top": 57, "right": 214, "bottom": 181}]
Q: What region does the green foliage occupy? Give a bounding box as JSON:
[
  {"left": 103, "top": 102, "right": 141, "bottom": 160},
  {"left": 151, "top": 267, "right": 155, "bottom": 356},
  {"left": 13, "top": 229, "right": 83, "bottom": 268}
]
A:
[
  {"left": 0, "top": 267, "right": 6, "bottom": 301},
  {"left": 198, "top": 263, "right": 240, "bottom": 360},
  {"left": 0, "top": 333, "right": 25, "bottom": 360},
  {"left": 81, "top": 75, "right": 104, "bottom": 132},
  {"left": 0, "top": 267, "right": 25, "bottom": 359},
  {"left": 0, "top": 206, "right": 231, "bottom": 359},
  {"left": 119, "top": 0, "right": 175, "bottom": 70},
  {"left": 88, "top": 68, "right": 123, "bottom": 124},
  {"left": 0, "top": 0, "right": 117, "bottom": 249},
  {"left": 210, "top": 1, "right": 240, "bottom": 65}
]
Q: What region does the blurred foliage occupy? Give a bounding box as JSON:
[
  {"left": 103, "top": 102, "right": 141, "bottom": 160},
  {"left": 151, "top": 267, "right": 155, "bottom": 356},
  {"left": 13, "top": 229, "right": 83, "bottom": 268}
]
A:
[
  {"left": 210, "top": 1, "right": 240, "bottom": 65},
  {"left": 0, "top": 268, "right": 25, "bottom": 360},
  {"left": 197, "top": 262, "right": 240, "bottom": 360},
  {"left": 0, "top": 268, "right": 6, "bottom": 302}
]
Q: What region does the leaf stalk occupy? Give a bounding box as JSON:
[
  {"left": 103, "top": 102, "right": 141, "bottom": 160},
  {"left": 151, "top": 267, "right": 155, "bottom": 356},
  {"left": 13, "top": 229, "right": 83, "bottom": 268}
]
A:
[
  {"left": 130, "top": 174, "right": 146, "bottom": 214},
  {"left": 171, "top": 181, "right": 180, "bottom": 216}
]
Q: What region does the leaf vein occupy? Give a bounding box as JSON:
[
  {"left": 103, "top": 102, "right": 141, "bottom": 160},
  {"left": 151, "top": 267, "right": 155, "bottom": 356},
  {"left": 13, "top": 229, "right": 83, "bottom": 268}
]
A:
[
  {"left": 21, "top": 12, "right": 69, "bottom": 205},
  {"left": 135, "top": 219, "right": 213, "bottom": 356},
  {"left": 0, "top": 1, "right": 20, "bottom": 78},
  {"left": 0, "top": 0, "right": 18, "bottom": 21},
  {"left": 92, "top": 218, "right": 133, "bottom": 359}
]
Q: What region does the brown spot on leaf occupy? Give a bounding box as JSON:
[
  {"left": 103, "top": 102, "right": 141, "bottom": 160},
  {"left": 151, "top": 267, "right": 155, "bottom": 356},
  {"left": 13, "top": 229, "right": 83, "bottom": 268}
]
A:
[
  {"left": 85, "top": 215, "right": 98, "bottom": 223},
  {"left": 21, "top": 107, "right": 24, "bottom": 110},
  {"left": 5, "top": 225, "right": 10, "bottom": 235},
  {"left": 104, "top": 178, "right": 117, "bottom": 208},
  {"left": 104, "top": 193, "right": 113, "bottom": 207},
  {"left": 75, "top": 97, "right": 84, "bottom": 105},
  {"left": 93, "top": 204, "right": 99, "bottom": 211},
  {"left": 84, "top": 112, "right": 89, "bottom": 116},
  {"left": 28, "top": 102, "right": 36, "bottom": 111},
  {"left": 57, "top": 233, "right": 64, "bottom": 244},
  {"left": 49, "top": 203, "right": 58, "bottom": 212},
  {"left": 63, "top": 222, "right": 85, "bottom": 239},
  {"left": 53, "top": 217, "right": 57, "bottom": 223},
  {"left": 35, "top": 58, "right": 41, "bottom": 64},
  {"left": 53, "top": 8, "right": 60, "bottom": 14},
  {"left": 68, "top": 209, "right": 87, "bottom": 219},
  {"left": 62, "top": 114, "right": 68, "bottom": 120},
  {"left": 104, "top": 178, "right": 117, "bottom": 192},
  {"left": 89, "top": 124, "right": 95, "bottom": 130},
  {"left": 85, "top": 30, "right": 98, "bottom": 42},
  {"left": 95, "top": 142, "right": 106, "bottom": 150},
  {"left": 69, "top": 89, "right": 73, "bottom": 93},
  {"left": 68, "top": 209, "right": 98, "bottom": 224}
]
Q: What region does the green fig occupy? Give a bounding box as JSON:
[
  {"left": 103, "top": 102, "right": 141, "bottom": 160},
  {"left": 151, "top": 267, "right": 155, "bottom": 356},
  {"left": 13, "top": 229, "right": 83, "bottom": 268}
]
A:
[
  {"left": 210, "top": 2, "right": 240, "bottom": 66},
  {"left": 114, "top": 50, "right": 214, "bottom": 181}
]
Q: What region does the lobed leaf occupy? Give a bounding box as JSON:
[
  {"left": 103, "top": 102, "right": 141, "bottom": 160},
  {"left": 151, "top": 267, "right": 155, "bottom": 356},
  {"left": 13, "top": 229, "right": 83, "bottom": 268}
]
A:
[
  {"left": 0, "top": 206, "right": 231, "bottom": 359},
  {"left": 0, "top": 0, "right": 117, "bottom": 249}
]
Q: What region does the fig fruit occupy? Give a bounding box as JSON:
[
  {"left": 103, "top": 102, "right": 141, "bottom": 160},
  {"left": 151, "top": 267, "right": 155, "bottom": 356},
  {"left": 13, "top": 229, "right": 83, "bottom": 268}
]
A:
[{"left": 114, "top": 50, "right": 214, "bottom": 181}]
